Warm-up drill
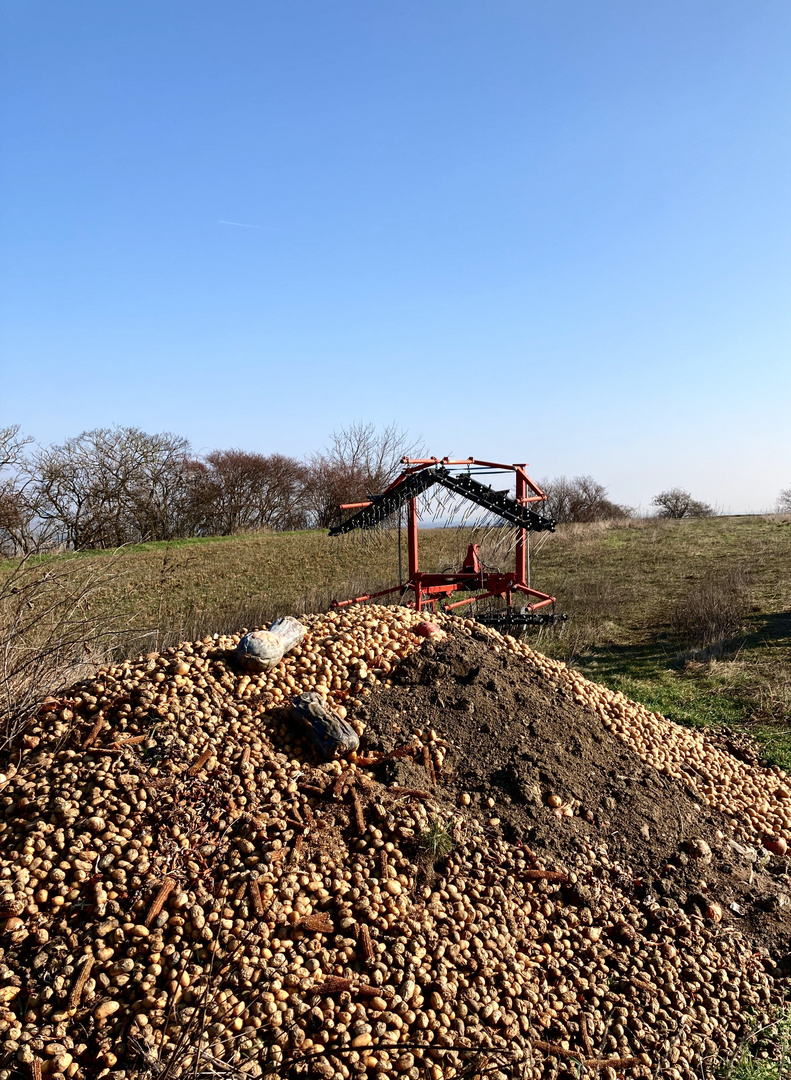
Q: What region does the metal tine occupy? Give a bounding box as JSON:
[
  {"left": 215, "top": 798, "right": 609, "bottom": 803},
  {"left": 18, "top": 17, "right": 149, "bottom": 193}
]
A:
[
  {"left": 433, "top": 491, "right": 458, "bottom": 522},
  {"left": 473, "top": 507, "right": 495, "bottom": 532},
  {"left": 477, "top": 520, "right": 505, "bottom": 553},
  {"left": 434, "top": 490, "right": 455, "bottom": 523},
  {"left": 531, "top": 530, "right": 552, "bottom": 559},
  {"left": 494, "top": 527, "right": 517, "bottom": 562},
  {"left": 429, "top": 492, "right": 445, "bottom": 521},
  {"left": 504, "top": 525, "right": 522, "bottom": 554},
  {"left": 451, "top": 492, "right": 468, "bottom": 522},
  {"left": 459, "top": 502, "right": 477, "bottom": 529},
  {"left": 426, "top": 492, "right": 443, "bottom": 519},
  {"left": 476, "top": 513, "right": 498, "bottom": 536}
]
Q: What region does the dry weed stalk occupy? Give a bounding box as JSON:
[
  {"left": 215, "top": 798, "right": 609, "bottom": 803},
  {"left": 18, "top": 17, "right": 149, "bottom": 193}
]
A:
[{"left": 0, "top": 552, "right": 136, "bottom": 756}]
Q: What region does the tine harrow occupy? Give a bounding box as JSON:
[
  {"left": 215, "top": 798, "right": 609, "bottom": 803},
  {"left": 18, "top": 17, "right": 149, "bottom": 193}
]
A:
[{"left": 327, "top": 455, "right": 564, "bottom": 626}]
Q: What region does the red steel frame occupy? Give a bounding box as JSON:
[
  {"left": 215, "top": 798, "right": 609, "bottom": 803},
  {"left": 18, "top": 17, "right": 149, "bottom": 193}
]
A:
[{"left": 331, "top": 457, "right": 557, "bottom": 616}]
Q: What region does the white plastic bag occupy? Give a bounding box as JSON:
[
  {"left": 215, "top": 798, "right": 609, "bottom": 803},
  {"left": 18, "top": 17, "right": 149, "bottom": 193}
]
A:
[
  {"left": 234, "top": 616, "right": 307, "bottom": 672},
  {"left": 268, "top": 616, "right": 306, "bottom": 655}
]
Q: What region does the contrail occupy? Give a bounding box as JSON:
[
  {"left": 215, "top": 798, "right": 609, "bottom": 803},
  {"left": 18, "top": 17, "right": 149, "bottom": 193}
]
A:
[{"left": 218, "top": 220, "right": 273, "bottom": 230}]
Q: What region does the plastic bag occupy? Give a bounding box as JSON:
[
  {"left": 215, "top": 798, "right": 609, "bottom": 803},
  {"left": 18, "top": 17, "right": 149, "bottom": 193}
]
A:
[
  {"left": 268, "top": 615, "right": 306, "bottom": 654},
  {"left": 234, "top": 615, "right": 307, "bottom": 672},
  {"left": 291, "top": 691, "right": 359, "bottom": 759},
  {"left": 234, "top": 630, "right": 284, "bottom": 672}
]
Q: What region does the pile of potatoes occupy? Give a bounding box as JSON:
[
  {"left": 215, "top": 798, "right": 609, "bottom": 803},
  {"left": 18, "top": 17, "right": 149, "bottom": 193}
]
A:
[{"left": 0, "top": 605, "right": 785, "bottom": 1080}]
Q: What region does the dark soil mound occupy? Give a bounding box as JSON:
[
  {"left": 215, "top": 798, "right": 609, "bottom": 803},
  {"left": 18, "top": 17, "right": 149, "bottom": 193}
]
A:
[{"left": 358, "top": 631, "right": 791, "bottom": 958}]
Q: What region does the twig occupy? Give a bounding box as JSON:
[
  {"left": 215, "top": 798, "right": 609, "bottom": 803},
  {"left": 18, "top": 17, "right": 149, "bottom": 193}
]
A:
[
  {"left": 81, "top": 715, "right": 106, "bottom": 749},
  {"left": 110, "top": 733, "right": 146, "bottom": 748},
  {"left": 67, "top": 955, "right": 94, "bottom": 1010},
  {"left": 298, "top": 783, "right": 326, "bottom": 795},
  {"left": 533, "top": 1041, "right": 641, "bottom": 1069},
  {"left": 581, "top": 1014, "right": 594, "bottom": 1059},
  {"left": 249, "top": 878, "right": 265, "bottom": 918},
  {"left": 145, "top": 877, "right": 176, "bottom": 926},
  {"left": 297, "top": 912, "right": 333, "bottom": 933},
  {"left": 309, "top": 976, "right": 391, "bottom": 998},
  {"left": 350, "top": 789, "right": 366, "bottom": 834},
  {"left": 359, "top": 923, "right": 374, "bottom": 962},
  {"left": 188, "top": 747, "right": 213, "bottom": 776},
  {"left": 522, "top": 869, "right": 568, "bottom": 883}
]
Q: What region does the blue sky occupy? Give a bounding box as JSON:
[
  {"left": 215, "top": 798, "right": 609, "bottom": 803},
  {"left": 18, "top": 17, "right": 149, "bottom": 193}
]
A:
[{"left": 2, "top": 1, "right": 789, "bottom": 513}]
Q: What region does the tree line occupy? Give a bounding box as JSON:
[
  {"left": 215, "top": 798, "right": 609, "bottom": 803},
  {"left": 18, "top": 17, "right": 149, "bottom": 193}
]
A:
[
  {"left": 1, "top": 422, "right": 754, "bottom": 557},
  {"left": 0, "top": 423, "right": 422, "bottom": 556}
]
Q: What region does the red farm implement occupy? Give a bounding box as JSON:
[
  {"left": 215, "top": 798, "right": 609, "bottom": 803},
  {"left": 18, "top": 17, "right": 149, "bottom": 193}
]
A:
[{"left": 328, "top": 457, "right": 565, "bottom": 629}]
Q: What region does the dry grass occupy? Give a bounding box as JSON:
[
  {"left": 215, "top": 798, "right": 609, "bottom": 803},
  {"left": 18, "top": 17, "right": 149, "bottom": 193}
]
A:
[
  {"left": 2, "top": 515, "right": 790, "bottom": 659},
  {"left": 0, "top": 553, "right": 141, "bottom": 755},
  {"left": 670, "top": 567, "right": 751, "bottom": 649}
]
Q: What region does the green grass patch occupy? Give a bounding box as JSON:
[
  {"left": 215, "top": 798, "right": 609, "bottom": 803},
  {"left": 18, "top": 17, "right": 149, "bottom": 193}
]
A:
[{"left": 719, "top": 1006, "right": 791, "bottom": 1080}]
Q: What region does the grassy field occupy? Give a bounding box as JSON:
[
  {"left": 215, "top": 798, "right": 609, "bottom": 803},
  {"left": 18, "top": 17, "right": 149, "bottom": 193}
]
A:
[{"left": 3, "top": 514, "right": 791, "bottom": 764}]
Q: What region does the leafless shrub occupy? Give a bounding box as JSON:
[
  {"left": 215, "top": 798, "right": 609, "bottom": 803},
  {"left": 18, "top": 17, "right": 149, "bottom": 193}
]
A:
[
  {"left": 777, "top": 486, "right": 791, "bottom": 514},
  {"left": 652, "top": 488, "right": 714, "bottom": 518},
  {"left": 0, "top": 554, "right": 138, "bottom": 755},
  {"left": 671, "top": 568, "right": 750, "bottom": 649},
  {"left": 537, "top": 475, "right": 631, "bottom": 524}
]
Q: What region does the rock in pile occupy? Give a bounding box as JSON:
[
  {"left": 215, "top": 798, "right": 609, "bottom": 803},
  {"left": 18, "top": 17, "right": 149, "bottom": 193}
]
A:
[{"left": 0, "top": 606, "right": 789, "bottom": 1080}]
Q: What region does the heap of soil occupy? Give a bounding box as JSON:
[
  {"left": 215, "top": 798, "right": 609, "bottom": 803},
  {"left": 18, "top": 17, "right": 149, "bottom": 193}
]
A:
[{"left": 358, "top": 631, "right": 791, "bottom": 959}]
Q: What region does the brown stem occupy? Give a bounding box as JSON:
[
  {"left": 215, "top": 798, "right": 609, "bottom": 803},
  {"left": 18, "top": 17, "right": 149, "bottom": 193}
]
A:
[
  {"left": 581, "top": 1014, "right": 594, "bottom": 1059},
  {"left": 350, "top": 789, "right": 366, "bottom": 834},
  {"left": 249, "top": 878, "right": 264, "bottom": 918},
  {"left": 81, "top": 715, "right": 106, "bottom": 749},
  {"left": 188, "top": 747, "right": 213, "bottom": 775},
  {"left": 67, "top": 955, "right": 94, "bottom": 1010},
  {"left": 533, "top": 1041, "right": 641, "bottom": 1070},
  {"left": 145, "top": 877, "right": 176, "bottom": 927},
  {"left": 522, "top": 870, "right": 568, "bottom": 883},
  {"left": 359, "top": 923, "right": 374, "bottom": 962}
]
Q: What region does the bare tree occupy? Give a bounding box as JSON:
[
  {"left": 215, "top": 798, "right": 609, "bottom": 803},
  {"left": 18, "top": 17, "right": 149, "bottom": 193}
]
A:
[
  {"left": 0, "top": 425, "right": 43, "bottom": 556},
  {"left": 0, "top": 425, "right": 31, "bottom": 472},
  {"left": 33, "top": 427, "right": 194, "bottom": 548},
  {"left": 652, "top": 488, "right": 714, "bottom": 519},
  {"left": 306, "top": 422, "right": 422, "bottom": 528},
  {"left": 776, "top": 487, "right": 791, "bottom": 514},
  {"left": 196, "top": 450, "right": 309, "bottom": 535},
  {"left": 538, "top": 475, "right": 631, "bottom": 524}
]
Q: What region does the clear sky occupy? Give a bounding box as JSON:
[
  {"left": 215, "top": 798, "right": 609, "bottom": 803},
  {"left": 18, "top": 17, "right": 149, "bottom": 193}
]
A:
[{"left": 2, "top": 1, "right": 789, "bottom": 513}]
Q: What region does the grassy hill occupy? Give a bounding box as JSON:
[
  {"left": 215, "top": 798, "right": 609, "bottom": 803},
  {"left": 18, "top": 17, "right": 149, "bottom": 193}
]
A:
[{"left": 3, "top": 514, "right": 790, "bottom": 762}]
